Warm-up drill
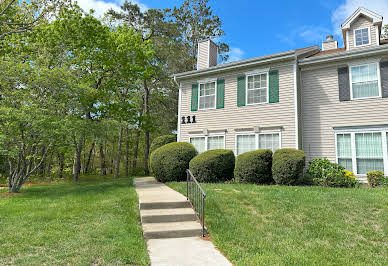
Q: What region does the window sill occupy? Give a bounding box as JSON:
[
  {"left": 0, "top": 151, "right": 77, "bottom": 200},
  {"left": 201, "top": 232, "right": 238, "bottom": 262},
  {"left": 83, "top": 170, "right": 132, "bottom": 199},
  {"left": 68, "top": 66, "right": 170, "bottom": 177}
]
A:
[{"left": 350, "top": 96, "right": 382, "bottom": 101}]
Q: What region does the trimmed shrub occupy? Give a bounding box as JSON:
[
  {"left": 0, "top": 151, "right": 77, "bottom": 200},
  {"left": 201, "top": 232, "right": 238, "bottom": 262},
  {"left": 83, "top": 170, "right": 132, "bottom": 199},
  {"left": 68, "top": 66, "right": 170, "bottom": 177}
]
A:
[
  {"left": 234, "top": 149, "right": 273, "bottom": 184},
  {"left": 367, "top": 171, "right": 385, "bottom": 188},
  {"left": 150, "top": 135, "right": 176, "bottom": 154},
  {"left": 306, "top": 158, "right": 359, "bottom": 188},
  {"left": 189, "top": 149, "right": 235, "bottom": 182},
  {"left": 150, "top": 142, "right": 197, "bottom": 182},
  {"left": 272, "top": 149, "right": 305, "bottom": 185}
]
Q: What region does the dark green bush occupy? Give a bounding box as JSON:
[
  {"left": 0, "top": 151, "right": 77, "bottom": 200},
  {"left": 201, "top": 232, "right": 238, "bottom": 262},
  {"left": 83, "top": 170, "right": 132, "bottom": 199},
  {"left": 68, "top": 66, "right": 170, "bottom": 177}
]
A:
[
  {"left": 150, "top": 135, "right": 176, "bottom": 154},
  {"left": 234, "top": 149, "right": 273, "bottom": 184},
  {"left": 367, "top": 171, "right": 385, "bottom": 188},
  {"left": 189, "top": 149, "right": 235, "bottom": 182},
  {"left": 307, "top": 158, "right": 359, "bottom": 188},
  {"left": 150, "top": 142, "right": 197, "bottom": 182},
  {"left": 272, "top": 149, "right": 305, "bottom": 185}
]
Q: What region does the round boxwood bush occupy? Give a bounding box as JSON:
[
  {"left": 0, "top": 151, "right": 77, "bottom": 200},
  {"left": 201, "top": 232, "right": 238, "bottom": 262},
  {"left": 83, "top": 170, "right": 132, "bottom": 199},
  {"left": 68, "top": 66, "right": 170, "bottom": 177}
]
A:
[
  {"left": 272, "top": 148, "right": 306, "bottom": 185},
  {"left": 234, "top": 149, "right": 273, "bottom": 184},
  {"left": 150, "top": 142, "right": 197, "bottom": 182},
  {"left": 189, "top": 149, "right": 235, "bottom": 182},
  {"left": 150, "top": 135, "right": 177, "bottom": 154}
]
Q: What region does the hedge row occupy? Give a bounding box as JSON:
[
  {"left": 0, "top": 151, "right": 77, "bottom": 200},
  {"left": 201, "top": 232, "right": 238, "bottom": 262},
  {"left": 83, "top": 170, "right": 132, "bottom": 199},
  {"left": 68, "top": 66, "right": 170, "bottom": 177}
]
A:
[{"left": 150, "top": 142, "right": 306, "bottom": 185}]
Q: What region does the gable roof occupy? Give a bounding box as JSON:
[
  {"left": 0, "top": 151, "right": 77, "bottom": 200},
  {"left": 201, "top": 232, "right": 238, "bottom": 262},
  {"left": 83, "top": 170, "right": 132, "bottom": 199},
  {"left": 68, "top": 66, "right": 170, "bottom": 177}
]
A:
[{"left": 341, "top": 7, "right": 383, "bottom": 30}]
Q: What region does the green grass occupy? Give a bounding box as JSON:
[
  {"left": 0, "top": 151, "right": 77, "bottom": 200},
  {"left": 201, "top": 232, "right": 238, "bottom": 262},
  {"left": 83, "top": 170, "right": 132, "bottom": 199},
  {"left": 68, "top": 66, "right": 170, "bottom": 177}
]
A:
[
  {"left": 0, "top": 177, "right": 150, "bottom": 265},
  {"left": 167, "top": 182, "right": 388, "bottom": 265}
]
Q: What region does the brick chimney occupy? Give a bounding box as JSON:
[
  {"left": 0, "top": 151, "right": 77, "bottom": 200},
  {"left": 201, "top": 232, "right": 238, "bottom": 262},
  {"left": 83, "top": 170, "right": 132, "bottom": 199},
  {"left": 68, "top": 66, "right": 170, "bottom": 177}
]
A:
[
  {"left": 322, "top": 35, "right": 338, "bottom": 51},
  {"left": 197, "top": 39, "right": 218, "bottom": 70}
]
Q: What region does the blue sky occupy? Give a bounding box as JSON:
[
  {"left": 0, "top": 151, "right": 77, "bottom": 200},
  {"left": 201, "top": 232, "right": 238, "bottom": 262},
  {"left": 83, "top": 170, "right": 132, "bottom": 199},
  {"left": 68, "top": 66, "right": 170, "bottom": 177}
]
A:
[{"left": 77, "top": 0, "right": 388, "bottom": 62}]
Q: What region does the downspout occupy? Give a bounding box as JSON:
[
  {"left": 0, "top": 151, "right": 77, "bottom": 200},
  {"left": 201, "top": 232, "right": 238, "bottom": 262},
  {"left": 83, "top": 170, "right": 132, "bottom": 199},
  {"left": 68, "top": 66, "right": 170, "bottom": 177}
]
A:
[
  {"left": 293, "top": 58, "right": 299, "bottom": 150},
  {"left": 174, "top": 76, "right": 182, "bottom": 142}
]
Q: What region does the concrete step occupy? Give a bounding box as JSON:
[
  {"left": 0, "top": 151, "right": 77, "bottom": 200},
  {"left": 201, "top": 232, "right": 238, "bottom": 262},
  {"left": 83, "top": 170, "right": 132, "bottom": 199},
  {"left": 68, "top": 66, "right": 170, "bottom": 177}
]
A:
[
  {"left": 143, "top": 221, "right": 204, "bottom": 239},
  {"left": 141, "top": 208, "right": 197, "bottom": 223},
  {"left": 140, "top": 201, "right": 190, "bottom": 210}
]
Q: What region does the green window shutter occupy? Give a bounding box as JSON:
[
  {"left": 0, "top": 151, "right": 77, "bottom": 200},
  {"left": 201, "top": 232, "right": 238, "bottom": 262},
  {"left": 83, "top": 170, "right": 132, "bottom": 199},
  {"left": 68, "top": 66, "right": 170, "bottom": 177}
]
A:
[
  {"left": 191, "top": 84, "right": 198, "bottom": 111},
  {"left": 216, "top": 79, "right": 225, "bottom": 109},
  {"left": 237, "top": 76, "right": 246, "bottom": 106},
  {"left": 269, "top": 70, "right": 279, "bottom": 103}
]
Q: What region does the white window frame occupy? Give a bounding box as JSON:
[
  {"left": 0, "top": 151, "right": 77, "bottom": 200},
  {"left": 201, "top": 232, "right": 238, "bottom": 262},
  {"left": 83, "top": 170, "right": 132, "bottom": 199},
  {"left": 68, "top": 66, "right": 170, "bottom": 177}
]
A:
[
  {"left": 335, "top": 130, "right": 388, "bottom": 176},
  {"left": 235, "top": 131, "right": 282, "bottom": 156},
  {"left": 198, "top": 80, "right": 217, "bottom": 110},
  {"left": 349, "top": 62, "right": 382, "bottom": 100},
  {"left": 353, "top": 27, "right": 371, "bottom": 47},
  {"left": 189, "top": 134, "right": 226, "bottom": 153},
  {"left": 245, "top": 71, "right": 269, "bottom": 106}
]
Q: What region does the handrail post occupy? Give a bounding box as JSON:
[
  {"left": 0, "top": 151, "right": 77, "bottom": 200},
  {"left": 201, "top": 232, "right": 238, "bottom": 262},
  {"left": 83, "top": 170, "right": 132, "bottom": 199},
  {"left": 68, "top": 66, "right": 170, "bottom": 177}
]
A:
[
  {"left": 202, "top": 196, "right": 205, "bottom": 237},
  {"left": 186, "top": 170, "right": 189, "bottom": 200}
]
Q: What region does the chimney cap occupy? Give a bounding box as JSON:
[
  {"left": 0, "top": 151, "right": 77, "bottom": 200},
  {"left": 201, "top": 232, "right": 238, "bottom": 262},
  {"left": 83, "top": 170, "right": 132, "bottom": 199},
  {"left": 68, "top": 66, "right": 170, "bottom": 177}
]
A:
[{"left": 325, "top": 35, "right": 334, "bottom": 42}]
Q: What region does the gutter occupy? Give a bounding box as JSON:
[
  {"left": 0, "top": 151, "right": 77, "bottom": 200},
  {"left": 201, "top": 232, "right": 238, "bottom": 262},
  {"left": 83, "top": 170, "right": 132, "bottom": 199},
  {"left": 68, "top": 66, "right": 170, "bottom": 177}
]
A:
[
  {"left": 174, "top": 76, "right": 182, "bottom": 142},
  {"left": 299, "top": 45, "right": 388, "bottom": 66},
  {"left": 293, "top": 57, "right": 299, "bottom": 150}
]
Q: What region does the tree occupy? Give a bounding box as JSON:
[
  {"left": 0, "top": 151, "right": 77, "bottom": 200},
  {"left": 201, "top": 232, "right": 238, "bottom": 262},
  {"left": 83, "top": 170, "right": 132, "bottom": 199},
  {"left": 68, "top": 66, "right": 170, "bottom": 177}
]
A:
[{"left": 382, "top": 24, "right": 388, "bottom": 39}]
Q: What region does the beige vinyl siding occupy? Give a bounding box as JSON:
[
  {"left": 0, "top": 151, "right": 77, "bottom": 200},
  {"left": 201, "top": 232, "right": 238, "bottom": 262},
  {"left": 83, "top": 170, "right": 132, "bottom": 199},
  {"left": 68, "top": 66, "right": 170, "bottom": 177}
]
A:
[
  {"left": 209, "top": 41, "right": 218, "bottom": 67},
  {"left": 180, "top": 61, "right": 296, "bottom": 152},
  {"left": 197, "top": 41, "right": 209, "bottom": 70},
  {"left": 348, "top": 16, "right": 378, "bottom": 51},
  {"left": 301, "top": 58, "right": 388, "bottom": 163}
]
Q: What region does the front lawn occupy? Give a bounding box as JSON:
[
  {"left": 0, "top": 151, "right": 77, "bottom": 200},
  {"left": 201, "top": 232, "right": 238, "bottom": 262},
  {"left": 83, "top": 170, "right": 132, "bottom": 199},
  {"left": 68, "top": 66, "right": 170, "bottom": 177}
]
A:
[
  {"left": 0, "top": 178, "right": 150, "bottom": 265},
  {"left": 167, "top": 182, "right": 388, "bottom": 265}
]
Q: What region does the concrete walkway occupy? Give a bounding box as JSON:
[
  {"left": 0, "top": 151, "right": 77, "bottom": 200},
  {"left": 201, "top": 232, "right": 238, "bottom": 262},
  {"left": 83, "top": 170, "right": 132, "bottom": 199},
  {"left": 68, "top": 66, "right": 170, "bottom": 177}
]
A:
[{"left": 134, "top": 177, "right": 231, "bottom": 266}]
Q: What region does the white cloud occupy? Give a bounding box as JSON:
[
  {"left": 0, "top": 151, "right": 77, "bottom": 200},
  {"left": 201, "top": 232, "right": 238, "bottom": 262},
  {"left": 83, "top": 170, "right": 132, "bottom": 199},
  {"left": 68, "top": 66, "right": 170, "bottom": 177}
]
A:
[
  {"left": 277, "top": 26, "right": 330, "bottom": 46},
  {"left": 332, "top": 0, "right": 388, "bottom": 36},
  {"left": 228, "top": 47, "right": 244, "bottom": 62},
  {"left": 75, "top": 0, "right": 148, "bottom": 18}
]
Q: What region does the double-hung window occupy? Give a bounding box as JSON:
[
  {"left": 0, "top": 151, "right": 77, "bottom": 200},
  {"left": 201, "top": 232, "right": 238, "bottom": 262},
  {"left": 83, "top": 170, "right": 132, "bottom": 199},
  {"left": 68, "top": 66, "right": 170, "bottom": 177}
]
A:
[
  {"left": 199, "top": 82, "right": 216, "bottom": 109},
  {"left": 236, "top": 132, "right": 281, "bottom": 155},
  {"left": 190, "top": 135, "right": 225, "bottom": 153},
  {"left": 247, "top": 73, "right": 268, "bottom": 104},
  {"left": 336, "top": 130, "right": 388, "bottom": 175},
  {"left": 354, "top": 28, "right": 369, "bottom": 46},
  {"left": 350, "top": 63, "right": 380, "bottom": 99}
]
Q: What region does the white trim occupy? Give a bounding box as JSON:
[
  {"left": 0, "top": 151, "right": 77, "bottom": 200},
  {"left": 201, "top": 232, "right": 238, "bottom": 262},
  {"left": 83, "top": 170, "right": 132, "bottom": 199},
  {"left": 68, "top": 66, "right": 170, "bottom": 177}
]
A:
[
  {"left": 244, "top": 67, "right": 270, "bottom": 76},
  {"left": 349, "top": 62, "right": 381, "bottom": 100},
  {"left": 351, "top": 132, "right": 357, "bottom": 174},
  {"left": 341, "top": 7, "right": 382, "bottom": 29},
  {"left": 197, "top": 77, "right": 217, "bottom": 84},
  {"left": 375, "top": 25, "right": 380, "bottom": 46},
  {"left": 207, "top": 40, "right": 210, "bottom": 68},
  {"left": 353, "top": 27, "right": 371, "bottom": 47},
  {"left": 346, "top": 31, "right": 350, "bottom": 51},
  {"left": 245, "top": 71, "right": 269, "bottom": 106},
  {"left": 177, "top": 84, "right": 182, "bottom": 142},
  {"left": 198, "top": 80, "right": 217, "bottom": 110},
  {"left": 293, "top": 62, "right": 299, "bottom": 149},
  {"left": 382, "top": 132, "right": 388, "bottom": 175}
]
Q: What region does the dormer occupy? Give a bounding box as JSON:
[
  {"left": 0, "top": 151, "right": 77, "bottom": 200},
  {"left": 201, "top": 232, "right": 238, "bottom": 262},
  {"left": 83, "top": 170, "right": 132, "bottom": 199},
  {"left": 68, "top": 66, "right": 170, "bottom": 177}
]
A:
[{"left": 341, "top": 7, "right": 383, "bottom": 51}]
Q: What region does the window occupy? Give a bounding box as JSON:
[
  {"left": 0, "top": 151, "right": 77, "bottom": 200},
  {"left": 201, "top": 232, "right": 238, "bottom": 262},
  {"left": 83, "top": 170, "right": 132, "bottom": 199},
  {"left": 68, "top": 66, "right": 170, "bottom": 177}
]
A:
[
  {"left": 190, "top": 137, "right": 206, "bottom": 153},
  {"left": 355, "top": 133, "right": 384, "bottom": 174},
  {"left": 236, "top": 135, "right": 256, "bottom": 155},
  {"left": 199, "top": 82, "right": 216, "bottom": 109},
  {"left": 190, "top": 135, "right": 225, "bottom": 153},
  {"left": 350, "top": 63, "right": 380, "bottom": 99},
  {"left": 337, "top": 134, "right": 353, "bottom": 171},
  {"left": 336, "top": 131, "right": 388, "bottom": 175},
  {"left": 247, "top": 73, "right": 268, "bottom": 104},
  {"left": 354, "top": 28, "right": 369, "bottom": 46},
  {"left": 236, "top": 132, "right": 281, "bottom": 155},
  {"left": 208, "top": 136, "right": 224, "bottom": 150},
  {"left": 259, "top": 133, "right": 280, "bottom": 152}
]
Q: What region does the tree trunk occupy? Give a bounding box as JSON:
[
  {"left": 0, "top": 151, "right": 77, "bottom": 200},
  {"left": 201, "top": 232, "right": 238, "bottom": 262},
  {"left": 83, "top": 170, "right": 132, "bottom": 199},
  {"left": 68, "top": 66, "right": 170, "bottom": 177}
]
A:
[
  {"left": 115, "top": 126, "right": 123, "bottom": 179},
  {"left": 74, "top": 136, "right": 83, "bottom": 182},
  {"left": 58, "top": 152, "right": 64, "bottom": 178},
  {"left": 99, "top": 142, "right": 107, "bottom": 175},
  {"left": 125, "top": 127, "right": 130, "bottom": 177},
  {"left": 133, "top": 129, "right": 140, "bottom": 169},
  {"left": 144, "top": 80, "right": 150, "bottom": 176},
  {"left": 84, "top": 140, "right": 95, "bottom": 174}
]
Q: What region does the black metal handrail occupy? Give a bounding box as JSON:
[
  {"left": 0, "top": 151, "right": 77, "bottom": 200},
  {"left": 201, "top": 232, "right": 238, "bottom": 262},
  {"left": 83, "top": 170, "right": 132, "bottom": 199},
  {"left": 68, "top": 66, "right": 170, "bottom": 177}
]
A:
[{"left": 186, "top": 169, "right": 206, "bottom": 236}]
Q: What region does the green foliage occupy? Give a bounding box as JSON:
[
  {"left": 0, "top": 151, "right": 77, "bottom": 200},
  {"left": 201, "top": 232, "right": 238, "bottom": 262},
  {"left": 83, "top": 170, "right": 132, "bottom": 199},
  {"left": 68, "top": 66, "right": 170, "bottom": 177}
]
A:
[
  {"left": 150, "top": 135, "right": 176, "bottom": 154},
  {"left": 189, "top": 149, "right": 235, "bottom": 182},
  {"left": 272, "top": 149, "right": 305, "bottom": 185},
  {"left": 367, "top": 171, "right": 385, "bottom": 188},
  {"left": 150, "top": 142, "right": 197, "bottom": 182},
  {"left": 234, "top": 149, "right": 273, "bottom": 184},
  {"left": 306, "top": 158, "right": 360, "bottom": 188}
]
